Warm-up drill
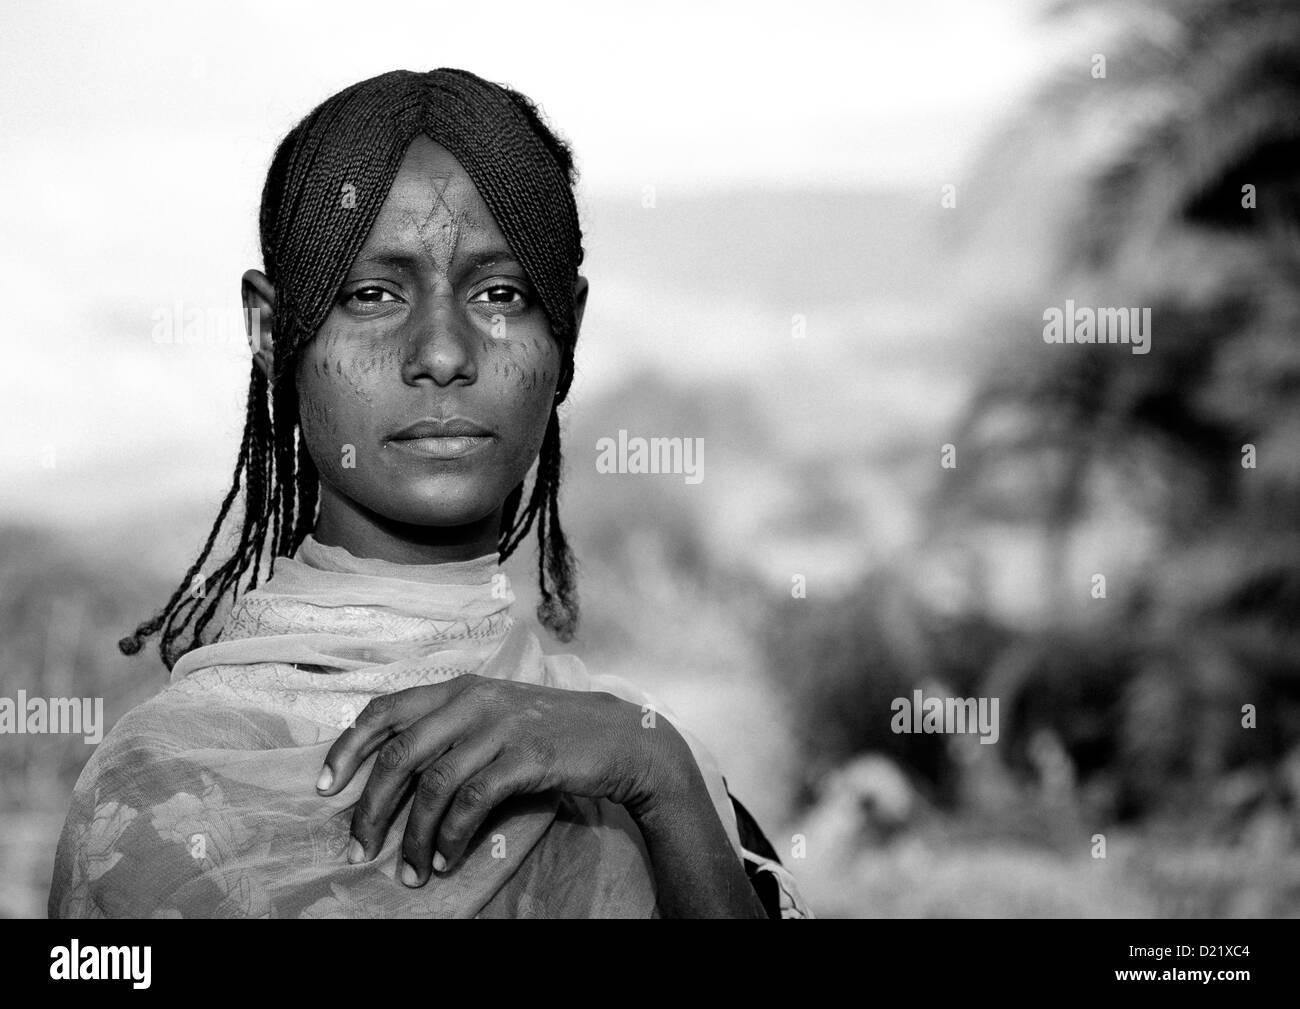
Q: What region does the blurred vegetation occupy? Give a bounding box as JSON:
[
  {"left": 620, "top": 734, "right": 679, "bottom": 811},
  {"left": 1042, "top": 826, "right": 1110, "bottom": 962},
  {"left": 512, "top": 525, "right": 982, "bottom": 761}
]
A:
[
  {"left": 0, "top": 524, "right": 176, "bottom": 916},
  {"left": 0, "top": 524, "right": 171, "bottom": 813},
  {"left": 764, "top": 0, "right": 1300, "bottom": 914}
]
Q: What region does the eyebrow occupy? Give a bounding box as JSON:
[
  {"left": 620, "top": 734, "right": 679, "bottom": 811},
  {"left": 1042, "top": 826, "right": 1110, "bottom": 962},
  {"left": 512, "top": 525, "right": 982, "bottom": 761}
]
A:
[{"left": 461, "top": 250, "right": 520, "bottom": 272}]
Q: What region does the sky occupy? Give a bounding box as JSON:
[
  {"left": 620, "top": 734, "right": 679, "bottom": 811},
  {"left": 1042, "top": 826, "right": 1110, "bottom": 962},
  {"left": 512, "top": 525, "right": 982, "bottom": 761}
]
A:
[{"left": 0, "top": 0, "right": 1054, "bottom": 524}]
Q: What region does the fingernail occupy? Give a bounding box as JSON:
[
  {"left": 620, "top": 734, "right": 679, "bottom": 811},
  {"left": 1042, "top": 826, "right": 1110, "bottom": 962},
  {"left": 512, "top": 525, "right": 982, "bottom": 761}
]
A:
[
  {"left": 401, "top": 862, "right": 420, "bottom": 887},
  {"left": 432, "top": 851, "right": 447, "bottom": 873},
  {"left": 316, "top": 766, "right": 333, "bottom": 792},
  {"left": 347, "top": 839, "right": 365, "bottom": 864}
]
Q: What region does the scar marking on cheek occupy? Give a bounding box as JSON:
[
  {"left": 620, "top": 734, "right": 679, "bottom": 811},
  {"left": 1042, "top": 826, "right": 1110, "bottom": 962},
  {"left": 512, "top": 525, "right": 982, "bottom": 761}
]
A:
[
  {"left": 338, "top": 360, "right": 373, "bottom": 403},
  {"left": 301, "top": 394, "right": 331, "bottom": 437}
]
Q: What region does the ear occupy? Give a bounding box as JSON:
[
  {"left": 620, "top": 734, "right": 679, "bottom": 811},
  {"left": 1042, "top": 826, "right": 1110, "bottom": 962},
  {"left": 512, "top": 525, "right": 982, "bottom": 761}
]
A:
[
  {"left": 242, "top": 269, "right": 277, "bottom": 379},
  {"left": 572, "top": 275, "right": 589, "bottom": 337}
]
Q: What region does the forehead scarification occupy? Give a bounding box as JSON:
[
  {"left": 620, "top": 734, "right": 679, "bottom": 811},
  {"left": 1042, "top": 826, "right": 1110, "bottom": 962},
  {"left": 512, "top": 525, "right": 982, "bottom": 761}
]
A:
[
  {"left": 415, "top": 175, "right": 465, "bottom": 272},
  {"left": 364, "top": 157, "right": 495, "bottom": 276}
]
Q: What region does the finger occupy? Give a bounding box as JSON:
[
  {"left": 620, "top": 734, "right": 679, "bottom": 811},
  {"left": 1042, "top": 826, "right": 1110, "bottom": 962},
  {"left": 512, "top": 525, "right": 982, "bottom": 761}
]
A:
[
  {"left": 435, "top": 754, "right": 535, "bottom": 872},
  {"left": 400, "top": 737, "right": 502, "bottom": 887},
  {"left": 349, "top": 693, "right": 484, "bottom": 862},
  {"left": 323, "top": 627, "right": 525, "bottom": 794},
  {"left": 319, "top": 678, "right": 472, "bottom": 795}
]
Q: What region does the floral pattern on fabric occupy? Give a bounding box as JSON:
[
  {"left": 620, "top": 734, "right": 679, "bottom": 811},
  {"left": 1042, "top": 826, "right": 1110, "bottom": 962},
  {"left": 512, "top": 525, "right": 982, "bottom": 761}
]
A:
[{"left": 49, "top": 536, "right": 745, "bottom": 918}]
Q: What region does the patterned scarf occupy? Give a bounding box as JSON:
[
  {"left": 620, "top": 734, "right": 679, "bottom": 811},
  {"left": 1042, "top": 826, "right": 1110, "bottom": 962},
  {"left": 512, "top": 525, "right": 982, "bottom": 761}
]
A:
[{"left": 49, "top": 536, "right": 738, "bottom": 918}]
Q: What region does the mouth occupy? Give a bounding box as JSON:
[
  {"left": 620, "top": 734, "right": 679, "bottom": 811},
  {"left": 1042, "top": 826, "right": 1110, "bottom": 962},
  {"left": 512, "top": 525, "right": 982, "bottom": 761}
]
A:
[{"left": 386, "top": 417, "right": 496, "bottom": 461}]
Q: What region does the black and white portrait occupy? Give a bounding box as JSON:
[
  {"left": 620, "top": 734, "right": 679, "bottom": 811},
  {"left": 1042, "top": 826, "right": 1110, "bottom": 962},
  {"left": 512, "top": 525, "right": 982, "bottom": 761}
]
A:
[{"left": 1, "top": 0, "right": 1296, "bottom": 952}]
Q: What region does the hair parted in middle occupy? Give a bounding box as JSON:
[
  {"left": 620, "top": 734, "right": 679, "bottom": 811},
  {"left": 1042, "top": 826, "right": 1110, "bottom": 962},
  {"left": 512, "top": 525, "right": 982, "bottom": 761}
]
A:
[{"left": 119, "top": 68, "right": 586, "bottom": 670}]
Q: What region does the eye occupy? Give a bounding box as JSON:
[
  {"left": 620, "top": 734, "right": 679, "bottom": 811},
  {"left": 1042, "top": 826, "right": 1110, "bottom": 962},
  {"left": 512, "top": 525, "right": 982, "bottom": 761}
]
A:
[
  {"left": 345, "top": 286, "right": 399, "bottom": 305},
  {"left": 471, "top": 284, "right": 529, "bottom": 308},
  {"left": 339, "top": 285, "right": 405, "bottom": 317}
]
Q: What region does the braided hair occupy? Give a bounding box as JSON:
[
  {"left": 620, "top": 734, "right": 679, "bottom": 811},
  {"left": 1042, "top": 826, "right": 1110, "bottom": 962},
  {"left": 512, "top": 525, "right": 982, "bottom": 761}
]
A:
[{"left": 120, "top": 69, "right": 585, "bottom": 671}]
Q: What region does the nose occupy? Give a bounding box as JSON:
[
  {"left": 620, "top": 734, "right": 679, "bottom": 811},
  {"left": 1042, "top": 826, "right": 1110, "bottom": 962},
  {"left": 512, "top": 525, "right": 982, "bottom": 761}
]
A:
[{"left": 401, "top": 291, "right": 478, "bottom": 388}]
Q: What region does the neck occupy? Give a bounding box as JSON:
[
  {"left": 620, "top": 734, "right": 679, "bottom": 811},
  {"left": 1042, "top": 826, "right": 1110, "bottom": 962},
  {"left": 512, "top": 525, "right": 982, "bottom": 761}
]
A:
[{"left": 311, "top": 482, "right": 501, "bottom": 565}]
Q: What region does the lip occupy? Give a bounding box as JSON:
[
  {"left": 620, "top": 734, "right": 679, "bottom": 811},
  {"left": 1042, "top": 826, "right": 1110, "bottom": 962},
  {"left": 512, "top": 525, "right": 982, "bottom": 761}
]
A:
[
  {"left": 387, "top": 417, "right": 497, "bottom": 461},
  {"left": 388, "top": 435, "right": 493, "bottom": 460},
  {"left": 390, "top": 417, "right": 496, "bottom": 440}
]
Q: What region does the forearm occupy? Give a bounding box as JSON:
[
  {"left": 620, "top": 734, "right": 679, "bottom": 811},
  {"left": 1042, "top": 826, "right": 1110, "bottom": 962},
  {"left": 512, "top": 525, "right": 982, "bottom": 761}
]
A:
[{"left": 625, "top": 731, "right": 768, "bottom": 919}]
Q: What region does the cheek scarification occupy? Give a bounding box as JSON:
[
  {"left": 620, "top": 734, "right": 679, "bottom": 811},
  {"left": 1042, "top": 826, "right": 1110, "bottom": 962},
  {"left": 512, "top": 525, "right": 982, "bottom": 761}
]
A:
[
  {"left": 369, "top": 346, "right": 383, "bottom": 373},
  {"left": 300, "top": 388, "right": 330, "bottom": 436},
  {"left": 297, "top": 385, "right": 340, "bottom": 476},
  {"left": 298, "top": 333, "right": 378, "bottom": 465},
  {"left": 492, "top": 333, "right": 561, "bottom": 393},
  {"left": 344, "top": 363, "right": 374, "bottom": 404},
  {"left": 318, "top": 349, "right": 374, "bottom": 405}
]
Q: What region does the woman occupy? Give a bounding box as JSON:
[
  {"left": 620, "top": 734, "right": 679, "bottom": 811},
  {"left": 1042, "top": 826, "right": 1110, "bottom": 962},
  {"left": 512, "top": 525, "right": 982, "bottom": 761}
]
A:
[{"left": 49, "top": 68, "right": 809, "bottom": 918}]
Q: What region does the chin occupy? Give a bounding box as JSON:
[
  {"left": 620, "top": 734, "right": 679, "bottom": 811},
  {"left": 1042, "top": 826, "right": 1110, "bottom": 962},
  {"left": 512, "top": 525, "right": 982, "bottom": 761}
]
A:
[{"left": 369, "top": 479, "right": 502, "bottom": 530}]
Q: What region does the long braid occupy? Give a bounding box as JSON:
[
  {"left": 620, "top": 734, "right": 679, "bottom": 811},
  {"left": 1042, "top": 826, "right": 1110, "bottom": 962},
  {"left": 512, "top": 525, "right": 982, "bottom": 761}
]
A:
[
  {"left": 533, "top": 411, "right": 578, "bottom": 639},
  {"left": 118, "top": 361, "right": 261, "bottom": 664},
  {"left": 120, "top": 68, "right": 588, "bottom": 670},
  {"left": 244, "top": 367, "right": 275, "bottom": 592},
  {"left": 268, "top": 378, "right": 299, "bottom": 577},
  {"left": 293, "top": 424, "right": 320, "bottom": 554}
]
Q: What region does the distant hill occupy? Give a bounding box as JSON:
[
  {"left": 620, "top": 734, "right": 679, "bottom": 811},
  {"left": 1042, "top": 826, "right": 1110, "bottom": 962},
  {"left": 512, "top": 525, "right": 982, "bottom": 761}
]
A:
[{"left": 582, "top": 187, "right": 958, "bottom": 304}]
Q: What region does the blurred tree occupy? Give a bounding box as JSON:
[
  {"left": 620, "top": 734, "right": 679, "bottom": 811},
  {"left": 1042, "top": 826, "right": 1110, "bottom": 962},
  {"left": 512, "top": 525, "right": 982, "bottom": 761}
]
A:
[
  {"left": 767, "top": 0, "right": 1300, "bottom": 832},
  {"left": 939, "top": 0, "right": 1300, "bottom": 818}
]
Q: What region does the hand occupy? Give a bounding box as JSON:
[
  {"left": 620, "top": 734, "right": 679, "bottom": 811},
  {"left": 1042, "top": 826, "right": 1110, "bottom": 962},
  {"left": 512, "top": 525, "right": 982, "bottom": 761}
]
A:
[{"left": 315, "top": 674, "right": 689, "bottom": 887}]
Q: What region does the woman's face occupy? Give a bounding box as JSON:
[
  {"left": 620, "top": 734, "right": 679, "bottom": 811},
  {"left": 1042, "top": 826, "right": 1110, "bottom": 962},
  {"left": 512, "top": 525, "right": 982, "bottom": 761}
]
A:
[{"left": 292, "top": 136, "right": 581, "bottom": 540}]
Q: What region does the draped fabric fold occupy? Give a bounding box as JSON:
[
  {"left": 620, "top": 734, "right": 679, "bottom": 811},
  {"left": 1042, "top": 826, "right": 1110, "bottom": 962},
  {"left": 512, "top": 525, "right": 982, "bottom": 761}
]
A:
[{"left": 49, "top": 536, "right": 740, "bottom": 919}]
